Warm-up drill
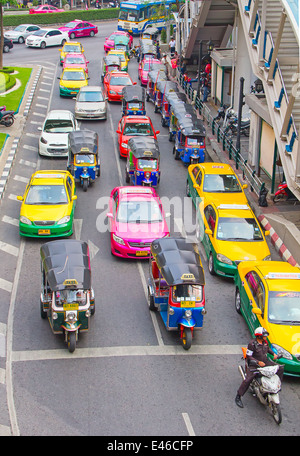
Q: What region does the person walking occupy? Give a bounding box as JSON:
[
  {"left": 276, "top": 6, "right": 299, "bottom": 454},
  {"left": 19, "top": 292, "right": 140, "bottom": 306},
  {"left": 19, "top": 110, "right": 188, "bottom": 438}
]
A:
[{"left": 169, "top": 37, "right": 176, "bottom": 57}]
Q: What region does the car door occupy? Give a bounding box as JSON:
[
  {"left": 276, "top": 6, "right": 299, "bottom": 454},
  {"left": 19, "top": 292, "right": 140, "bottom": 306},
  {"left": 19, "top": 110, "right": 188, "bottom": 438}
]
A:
[
  {"left": 117, "top": 117, "right": 124, "bottom": 149},
  {"left": 53, "top": 31, "right": 63, "bottom": 46},
  {"left": 45, "top": 30, "right": 54, "bottom": 46},
  {"left": 244, "top": 271, "right": 265, "bottom": 334},
  {"left": 104, "top": 73, "right": 110, "bottom": 97},
  {"left": 203, "top": 204, "right": 216, "bottom": 258}
]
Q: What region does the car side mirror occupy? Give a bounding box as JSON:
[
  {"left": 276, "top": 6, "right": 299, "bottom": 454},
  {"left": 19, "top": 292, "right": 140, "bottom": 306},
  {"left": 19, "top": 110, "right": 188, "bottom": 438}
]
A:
[
  {"left": 59, "top": 48, "right": 62, "bottom": 51},
  {"left": 242, "top": 184, "right": 248, "bottom": 189},
  {"left": 155, "top": 130, "right": 160, "bottom": 135},
  {"left": 106, "top": 212, "right": 113, "bottom": 219},
  {"left": 205, "top": 228, "right": 212, "bottom": 235},
  {"left": 165, "top": 212, "right": 171, "bottom": 218},
  {"left": 116, "top": 130, "right": 121, "bottom": 134},
  {"left": 193, "top": 184, "right": 200, "bottom": 189},
  {"left": 252, "top": 307, "right": 262, "bottom": 316},
  {"left": 133, "top": 82, "right": 137, "bottom": 85},
  {"left": 72, "top": 195, "right": 77, "bottom": 201},
  {"left": 264, "top": 230, "right": 270, "bottom": 236},
  {"left": 17, "top": 196, "right": 23, "bottom": 201},
  {"left": 38, "top": 127, "right": 42, "bottom": 131}
]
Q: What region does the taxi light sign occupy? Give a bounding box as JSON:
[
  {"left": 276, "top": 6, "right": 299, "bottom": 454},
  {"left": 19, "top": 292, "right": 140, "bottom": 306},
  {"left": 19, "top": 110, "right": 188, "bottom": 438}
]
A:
[{"left": 266, "top": 273, "right": 300, "bottom": 280}]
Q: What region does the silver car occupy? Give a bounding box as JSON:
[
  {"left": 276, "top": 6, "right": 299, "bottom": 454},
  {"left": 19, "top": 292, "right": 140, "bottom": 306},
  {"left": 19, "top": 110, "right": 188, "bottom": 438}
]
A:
[
  {"left": 74, "top": 86, "right": 107, "bottom": 120},
  {"left": 4, "top": 24, "right": 41, "bottom": 44}
]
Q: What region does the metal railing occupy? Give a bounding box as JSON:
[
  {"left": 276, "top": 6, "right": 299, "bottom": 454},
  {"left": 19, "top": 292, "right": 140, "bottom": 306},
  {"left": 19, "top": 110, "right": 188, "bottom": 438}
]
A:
[{"left": 177, "top": 71, "right": 267, "bottom": 196}]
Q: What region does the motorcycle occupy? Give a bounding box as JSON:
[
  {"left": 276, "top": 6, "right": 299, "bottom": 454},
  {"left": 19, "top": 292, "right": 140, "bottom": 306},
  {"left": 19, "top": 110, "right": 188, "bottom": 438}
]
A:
[
  {"left": 0, "top": 105, "right": 15, "bottom": 127},
  {"left": 238, "top": 349, "right": 282, "bottom": 425},
  {"left": 273, "top": 181, "right": 298, "bottom": 203},
  {"left": 213, "top": 104, "right": 229, "bottom": 123},
  {"left": 224, "top": 117, "right": 250, "bottom": 137}
]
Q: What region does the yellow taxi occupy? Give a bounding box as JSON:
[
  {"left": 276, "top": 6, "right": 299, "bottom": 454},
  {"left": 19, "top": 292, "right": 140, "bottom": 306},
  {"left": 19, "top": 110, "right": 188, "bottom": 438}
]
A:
[
  {"left": 107, "top": 49, "right": 129, "bottom": 71},
  {"left": 59, "top": 41, "right": 84, "bottom": 65},
  {"left": 196, "top": 202, "right": 271, "bottom": 277},
  {"left": 59, "top": 67, "right": 89, "bottom": 97},
  {"left": 186, "top": 162, "right": 248, "bottom": 207},
  {"left": 17, "top": 170, "right": 77, "bottom": 238},
  {"left": 234, "top": 260, "right": 300, "bottom": 376}
]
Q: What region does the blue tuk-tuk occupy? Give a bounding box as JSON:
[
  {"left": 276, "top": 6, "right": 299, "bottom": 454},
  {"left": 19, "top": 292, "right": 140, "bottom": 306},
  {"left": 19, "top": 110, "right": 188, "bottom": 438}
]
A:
[
  {"left": 146, "top": 69, "right": 167, "bottom": 105},
  {"left": 125, "top": 136, "right": 160, "bottom": 187},
  {"left": 147, "top": 237, "right": 206, "bottom": 350},
  {"left": 122, "top": 85, "right": 146, "bottom": 116},
  {"left": 168, "top": 101, "right": 195, "bottom": 142},
  {"left": 156, "top": 80, "right": 179, "bottom": 116},
  {"left": 161, "top": 91, "right": 187, "bottom": 127},
  {"left": 173, "top": 114, "right": 206, "bottom": 165},
  {"left": 67, "top": 130, "right": 100, "bottom": 192}
]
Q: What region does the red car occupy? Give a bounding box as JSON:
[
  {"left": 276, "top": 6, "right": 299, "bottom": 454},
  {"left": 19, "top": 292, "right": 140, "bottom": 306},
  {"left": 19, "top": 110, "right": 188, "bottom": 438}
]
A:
[
  {"left": 116, "top": 115, "right": 160, "bottom": 158},
  {"left": 59, "top": 20, "right": 98, "bottom": 39},
  {"left": 29, "top": 4, "right": 64, "bottom": 14},
  {"left": 104, "top": 31, "right": 133, "bottom": 53},
  {"left": 103, "top": 71, "right": 135, "bottom": 103}
]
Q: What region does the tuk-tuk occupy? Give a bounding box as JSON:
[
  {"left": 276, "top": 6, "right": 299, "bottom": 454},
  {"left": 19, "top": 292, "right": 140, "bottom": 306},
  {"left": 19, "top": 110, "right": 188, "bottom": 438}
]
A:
[
  {"left": 168, "top": 101, "right": 195, "bottom": 142},
  {"left": 155, "top": 80, "right": 179, "bottom": 114},
  {"left": 174, "top": 114, "right": 206, "bottom": 164},
  {"left": 67, "top": 130, "right": 100, "bottom": 192},
  {"left": 125, "top": 136, "right": 160, "bottom": 187},
  {"left": 114, "top": 35, "right": 130, "bottom": 58},
  {"left": 141, "top": 26, "right": 159, "bottom": 42},
  {"left": 161, "top": 91, "right": 187, "bottom": 127},
  {"left": 40, "top": 239, "right": 95, "bottom": 353},
  {"left": 146, "top": 69, "right": 167, "bottom": 105},
  {"left": 140, "top": 43, "right": 157, "bottom": 62},
  {"left": 147, "top": 237, "right": 206, "bottom": 350},
  {"left": 122, "top": 85, "right": 146, "bottom": 116},
  {"left": 101, "top": 55, "right": 121, "bottom": 82}
]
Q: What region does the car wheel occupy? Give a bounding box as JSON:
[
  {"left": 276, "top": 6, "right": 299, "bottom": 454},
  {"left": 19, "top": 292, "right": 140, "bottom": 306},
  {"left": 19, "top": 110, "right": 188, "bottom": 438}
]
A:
[
  {"left": 40, "top": 41, "right": 46, "bottom": 49},
  {"left": 70, "top": 33, "right": 76, "bottom": 39},
  {"left": 208, "top": 253, "right": 216, "bottom": 276},
  {"left": 18, "top": 36, "right": 25, "bottom": 44},
  {"left": 3, "top": 45, "right": 10, "bottom": 53},
  {"left": 235, "top": 288, "right": 242, "bottom": 314},
  {"left": 61, "top": 39, "right": 66, "bottom": 46},
  {"left": 90, "top": 31, "right": 95, "bottom": 37}
]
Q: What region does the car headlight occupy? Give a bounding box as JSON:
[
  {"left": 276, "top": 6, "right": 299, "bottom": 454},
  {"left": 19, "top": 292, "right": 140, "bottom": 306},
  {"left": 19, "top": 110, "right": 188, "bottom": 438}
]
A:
[
  {"left": 121, "top": 143, "right": 128, "bottom": 148},
  {"left": 217, "top": 253, "right": 233, "bottom": 265},
  {"left": 110, "top": 90, "right": 116, "bottom": 94},
  {"left": 113, "top": 234, "right": 125, "bottom": 245},
  {"left": 20, "top": 216, "right": 32, "bottom": 225},
  {"left": 66, "top": 311, "right": 77, "bottom": 323},
  {"left": 57, "top": 216, "right": 70, "bottom": 225},
  {"left": 271, "top": 344, "right": 293, "bottom": 360},
  {"left": 263, "top": 255, "right": 272, "bottom": 261}
]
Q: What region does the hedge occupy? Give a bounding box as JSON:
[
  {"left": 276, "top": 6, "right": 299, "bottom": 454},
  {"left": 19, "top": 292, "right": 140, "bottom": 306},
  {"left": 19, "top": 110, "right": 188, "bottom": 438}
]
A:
[
  {"left": 0, "top": 72, "right": 16, "bottom": 93},
  {"left": 3, "top": 8, "right": 119, "bottom": 27}
]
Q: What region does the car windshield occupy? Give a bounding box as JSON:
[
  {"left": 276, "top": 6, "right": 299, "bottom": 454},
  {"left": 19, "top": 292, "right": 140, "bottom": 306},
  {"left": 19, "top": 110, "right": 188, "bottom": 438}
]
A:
[
  {"left": 142, "top": 62, "right": 151, "bottom": 71},
  {"left": 65, "top": 56, "right": 85, "bottom": 64},
  {"left": 110, "top": 76, "right": 132, "bottom": 86},
  {"left": 25, "top": 185, "right": 68, "bottom": 205},
  {"left": 268, "top": 291, "right": 300, "bottom": 324},
  {"left": 74, "top": 154, "right": 95, "bottom": 164},
  {"left": 56, "top": 289, "right": 87, "bottom": 305},
  {"left": 117, "top": 200, "right": 163, "bottom": 223},
  {"left": 216, "top": 217, "right": 263, "bottom": 241},
  {"left": 137, "top": 158, "right": 157, "bottom": 169},
  {"left": 186, "top": 137, "right": 204, "bottom": 146},
  {"left": 33, "top": 30, "right": 47, "bottom": 36},
  {"left": 203, "top": 174, "right": 242, "bottom": 193},
  {"left": 14, "top": 25, "right": 27, "bottom": 31},
  {"left": 77, "top": 91, "right": 104, "bottom": 102},
  {"left": 172, "top": 284, "right": 203, "bottom": 302},
  {"left": 124, "top": 122, "right": 153, "bottom": 135},
  {"left": 64, "top": 21, "right": 80, "bottom": 29},
  {"left": 44, "top": 119, "right": 74, "bottom": 133},
  {"left": 63, "top": 44, "right": 81, "bottom": 53},
  {"left": 62, "top": 71, "right": 85, "bottom": 81}
]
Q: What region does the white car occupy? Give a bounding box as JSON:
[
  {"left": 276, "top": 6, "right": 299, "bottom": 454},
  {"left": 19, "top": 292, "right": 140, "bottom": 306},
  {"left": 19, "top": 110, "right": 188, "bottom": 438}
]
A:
[
  {"left": 4, "top": 24, "right": 41, "bottom": 44},
  {"left": 26, "top": 28, "right": 68, "bottom": 49},
  {"left": 38, "top": 110, "right": 79, "bottom": 157},
  {"left": 74, "top": 86, "right": 107, "bottom": 120}
]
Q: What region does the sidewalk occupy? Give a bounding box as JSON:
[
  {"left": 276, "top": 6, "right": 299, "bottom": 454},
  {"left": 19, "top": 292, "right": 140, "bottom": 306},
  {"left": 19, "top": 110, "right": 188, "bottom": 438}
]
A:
[{"left": 166, "top": 60, "right": 300, "bottom": 267}]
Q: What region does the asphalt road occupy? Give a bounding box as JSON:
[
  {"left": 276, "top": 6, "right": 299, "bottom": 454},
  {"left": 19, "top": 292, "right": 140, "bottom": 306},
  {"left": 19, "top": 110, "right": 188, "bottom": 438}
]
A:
[{"left": 0, "top": 20, "right": 299, "bottom": 438}]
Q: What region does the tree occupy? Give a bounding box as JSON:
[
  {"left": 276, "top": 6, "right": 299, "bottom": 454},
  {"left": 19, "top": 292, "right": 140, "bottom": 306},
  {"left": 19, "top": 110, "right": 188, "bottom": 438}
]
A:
[{"left": 0, "top": 1, "right": 17, "bottom": 69}]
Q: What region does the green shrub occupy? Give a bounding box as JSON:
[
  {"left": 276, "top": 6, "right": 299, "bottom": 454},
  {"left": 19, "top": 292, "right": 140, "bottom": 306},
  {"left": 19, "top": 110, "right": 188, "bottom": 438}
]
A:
[
  {"left": 0, "top": 72, "right": 16, "bottom": 93},
  {"left": 3, "top": 8, "right": 120, "bottom": 27},
  {"left": 161, "top": 27, "right": 166, "bottom": 43}
]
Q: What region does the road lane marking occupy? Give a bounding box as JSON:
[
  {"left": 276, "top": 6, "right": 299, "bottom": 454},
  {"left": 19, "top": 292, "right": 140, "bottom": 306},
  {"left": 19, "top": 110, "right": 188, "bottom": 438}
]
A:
[
  {"left": 11, "top": 345, "right": 242, "bottom": 362},
  {"left": 0, "top": 278, "right": 12, "bottom": 293},
  {"left": 13, "top": 175, "right": 29, "bottom": 184},
  {"left": 2, "top": 215, "right": 19, "bottom": 226},
  {"left": 182, "top": 413, "right": 196, "bottom": 436},
  {"left": 0, "top": 241, "right": 19, "bottom": 257}
]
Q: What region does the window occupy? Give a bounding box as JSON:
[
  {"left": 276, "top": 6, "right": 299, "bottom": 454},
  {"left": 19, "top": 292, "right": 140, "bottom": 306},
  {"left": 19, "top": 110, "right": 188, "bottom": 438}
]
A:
[
  {"left": 245, "top": 271, "right": 265, "bottom": 312},
  {"left": 204, "top": 205, "right": 216, "bottom": 233},
  {"left": 191, "top": 166, "right": 199, "bottom": 180}
]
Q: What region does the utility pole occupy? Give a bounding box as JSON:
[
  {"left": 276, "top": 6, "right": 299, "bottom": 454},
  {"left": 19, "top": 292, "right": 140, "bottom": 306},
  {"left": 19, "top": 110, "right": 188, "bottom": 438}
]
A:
[{"left": 236, "top": 76, "right": 245, "bottom": 163}]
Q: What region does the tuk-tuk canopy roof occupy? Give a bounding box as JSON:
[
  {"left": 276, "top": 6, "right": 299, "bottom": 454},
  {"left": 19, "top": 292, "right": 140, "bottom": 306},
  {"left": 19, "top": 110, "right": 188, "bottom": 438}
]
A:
[
  {"left": 148, "top": 69, "right": 167, "bottom": 83},
  {"left": 156, "top": 78, "right": 168, "bottom": 93},
  {"left": 40, "top": 240, "right": 91, "bottom": 291},
  {"left": 151, "top": 237, "right": 205, "bottom": 286},
  {"left": 149, "top": 62, "right": 166, "bottom": 73},
  {"left": 165, "top": 91, "right": 187, "bottom": 104},
  {"left": 68, "top": 130, "right": 98, "bottom": 155},
  {"left": 143, "top": 26, "right": 159, "bottom": 36},
  {"left": 172, "top": 102, "right": 195, "bottom": 118},
  {"left": 127, "top": 136, "right": 160, "bottom": 159},
  {"left": 177, "top": 115, "right": 206, "bottom": 137},
  {"left": 140, "top": 43, "right": 156, "bottom": 55},
  {"left": 122, "top": 85, "right": 145, "bottom": 103},
  {"left": 104, "top": 55, "right": 121, "bottom": 66},
  {"left": 139, "top": 38, "right": 154, "bottom": 47}
]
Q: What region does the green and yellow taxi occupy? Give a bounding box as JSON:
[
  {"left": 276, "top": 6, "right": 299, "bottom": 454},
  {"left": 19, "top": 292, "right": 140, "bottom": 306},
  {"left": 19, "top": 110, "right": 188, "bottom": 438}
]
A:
[
  {"left": 59, "top": 41, "right": 84, "bottom": 65},
  {"left": 107, "top": 49, "right": 129, "bottom": 71},
  {"left": 17, "top": 170, "right": 77, "bottom": 238},
  {"left": 196, "top": 202, "right": 271, "bottom": 277},
  {"left": 186, "top": 162, "right": 248, "bottom": 207},
  {"left": 59, "top": 67, "right": 89, "bottom": 97},
  {"left": 234, "top": 260, "right": 300, "bottom": 376}
]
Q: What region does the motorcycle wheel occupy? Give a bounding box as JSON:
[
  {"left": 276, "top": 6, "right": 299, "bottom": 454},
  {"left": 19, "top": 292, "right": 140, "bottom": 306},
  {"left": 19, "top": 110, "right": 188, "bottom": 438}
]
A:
[
  {"left": 4, "top": 116, "right": 14, "bottom": 127},
  {"left": 182, "top": 327, "right": 192, "bottom": 351},
  {"left": 271, "top": 403, "right": 282, "bottom": 425},
  {"left": 67, "top": 332, "right": 76, "bottom": 353},
  {"left": 243, "top": 127, "right": 250, "bottom": 137},
  {"left": 273, "top": 193, "right": 287, "bottom": 203}
]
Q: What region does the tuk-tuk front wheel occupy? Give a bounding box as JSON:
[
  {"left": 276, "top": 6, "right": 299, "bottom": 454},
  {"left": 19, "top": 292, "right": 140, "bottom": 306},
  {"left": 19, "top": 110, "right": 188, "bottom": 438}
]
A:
[
  {"left": 82, "top": 179, "right": 88, "bottom": 192},
  {"left": 67, "top": 331, "right": 76, "bottom": 353},
  {"left": 181, "top": 327, "right": 192, "bottom": 350}
]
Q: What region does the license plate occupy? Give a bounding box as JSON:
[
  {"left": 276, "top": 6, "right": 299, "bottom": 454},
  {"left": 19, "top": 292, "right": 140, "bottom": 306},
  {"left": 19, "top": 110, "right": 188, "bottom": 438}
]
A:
[
  {"left": 180, "top": 301, "right": 195, "bottom": 308},
  {"left": 38, "top": 229, "right": 50, "bottom": 235},
  {"left": 136, "top": 251, "right": 148, "bottom": 256},
  {"left": 63, "top": 303, "right": 79, "bottom": 311},
  {"left": 70, "top": 91, "right": 77, "bottom": 94}
]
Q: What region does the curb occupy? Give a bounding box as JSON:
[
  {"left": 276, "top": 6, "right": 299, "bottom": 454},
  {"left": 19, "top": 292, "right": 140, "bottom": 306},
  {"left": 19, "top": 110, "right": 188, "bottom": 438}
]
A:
[
  {"left": 258, "top": 214, "right": 299, "bottom": 267},
  {"left": 0, "top": 65, "right": 42, "bottom": 201}
]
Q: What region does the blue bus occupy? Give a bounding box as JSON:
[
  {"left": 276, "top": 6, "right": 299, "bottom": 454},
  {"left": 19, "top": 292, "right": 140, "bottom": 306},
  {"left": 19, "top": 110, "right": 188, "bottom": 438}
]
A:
[{"left": 118, "top": 0, "right": 178, "bottom": 36}]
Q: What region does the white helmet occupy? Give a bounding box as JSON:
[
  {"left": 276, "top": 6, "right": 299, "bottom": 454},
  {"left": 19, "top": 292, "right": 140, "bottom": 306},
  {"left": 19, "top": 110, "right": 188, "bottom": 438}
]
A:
[{"left": 254, "top": 327, "right": 269, "bottom": 338}]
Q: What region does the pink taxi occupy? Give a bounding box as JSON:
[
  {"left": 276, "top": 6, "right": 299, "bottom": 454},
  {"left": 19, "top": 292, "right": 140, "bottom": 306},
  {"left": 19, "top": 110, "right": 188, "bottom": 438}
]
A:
[
  {"left": 138, "top": 58, "right": 161, "bottom": 86},
  {"left": 107, "top": 186, "right": 170, "bottom": 259},
  {"left": 104, "top": 31, "right": 133, "bottom": 53},
  {"left": 63, "top": 53, "right": 89, "bottom": 74}
]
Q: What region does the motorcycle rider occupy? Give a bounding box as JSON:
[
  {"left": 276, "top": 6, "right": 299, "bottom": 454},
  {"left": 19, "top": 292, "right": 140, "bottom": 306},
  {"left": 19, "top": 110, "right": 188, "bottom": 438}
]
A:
[{"left": 235, "top": 327, "right": 284, "bottom": 408}]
